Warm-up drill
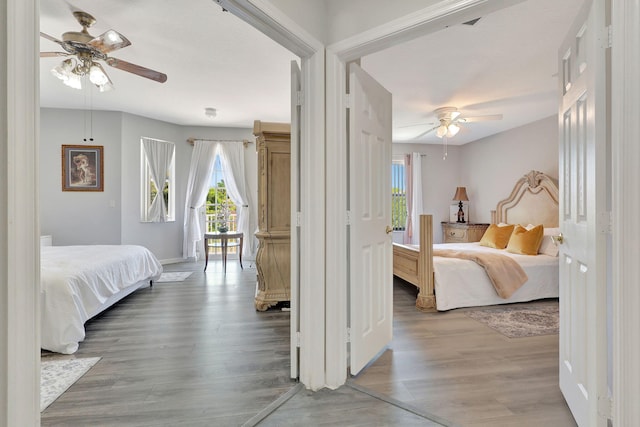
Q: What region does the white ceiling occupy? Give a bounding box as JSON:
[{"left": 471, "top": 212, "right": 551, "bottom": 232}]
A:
[{"left": 39, "top": 0, "right": 583, "bottom": 144}]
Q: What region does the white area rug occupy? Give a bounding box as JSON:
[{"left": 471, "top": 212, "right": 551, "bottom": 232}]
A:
[
  {"left": 464, "top": 302, "right": 559, "bottom": 338},
  {"left": 41, "top": 356, "right": 101, "bottom": 411},
  {"left": 155, "top": 271, "right": 193, "bottom": 282}
]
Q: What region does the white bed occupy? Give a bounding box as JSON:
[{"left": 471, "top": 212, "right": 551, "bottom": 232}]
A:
[
  {"left": 41, "top": 244, "right": 163, "bottom": 354},
  {"left": 393, "top": 170, "right": 560, "bottom": 311},
  {"left": 429, "top": 242, "right": 558, "bottom": 311}
]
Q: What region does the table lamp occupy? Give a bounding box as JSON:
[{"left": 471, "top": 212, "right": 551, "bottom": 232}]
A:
[{"left": 453, "top": 187, "right": 469, "bottom": 223}]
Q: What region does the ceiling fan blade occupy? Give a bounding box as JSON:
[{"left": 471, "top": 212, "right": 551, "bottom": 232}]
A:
[
  {"left": 460, "top": 114, "right": 503, "bottom": 123},
  {"left": 396, "top": 121, "right": 437, "bottom": 129},
  {"left": 105, "top": 57, "right": 167, "bottom": 83},
  {"left": 40, "top": 32, "right": 64, "bottom": 46},
  {"left": 412, "top": 125, "right": 439, "bottom": 140},
  {"left": 88, "top": 30, "right": 131, "bottom": 54},
  {"left": 40, "top": 51, "right": 71, "bottom": 58}
]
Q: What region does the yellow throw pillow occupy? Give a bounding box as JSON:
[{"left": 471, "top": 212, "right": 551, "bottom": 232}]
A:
[
  {"left": 479, "top": 224, "right": 515, "bottom": 249},
  {"left": 506, "top": 224, "right": 544, "bottom": 255}
]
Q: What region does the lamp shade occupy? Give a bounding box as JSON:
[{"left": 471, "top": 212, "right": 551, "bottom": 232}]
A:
[{"left": 453, "top": 186, "right": 469, "bottom": 201}]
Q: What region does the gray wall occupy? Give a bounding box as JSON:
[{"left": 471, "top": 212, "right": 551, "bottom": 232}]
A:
[
  {"left": 41, "top": 108, "right": 555, "bottom": 257},
  {"left": 392, "top": 115, "right": 558, "bottom": 242},
  {"left": 40, "top": 109, "right": 123, "bottom": 245},
  {"left": 460, "top": 115, "right": 558, "bottom": 223},
  {"left": 40, "top": 108, "right": 257, "bottom": 263}
]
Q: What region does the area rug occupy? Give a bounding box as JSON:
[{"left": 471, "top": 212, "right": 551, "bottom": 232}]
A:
[
  {"left": 464, "top": 303, "right": 559, "bottom": 338},
  {"left": 155, "top": 271, "right": 193, "bottom": 282},
  {"left": 41, "top": 356, "right": 101, "bottom": 411}
]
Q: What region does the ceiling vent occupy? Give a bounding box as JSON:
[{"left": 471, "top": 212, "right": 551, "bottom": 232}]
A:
[{"left": 462, "top": 17, "right": 482, "bottom": 26}]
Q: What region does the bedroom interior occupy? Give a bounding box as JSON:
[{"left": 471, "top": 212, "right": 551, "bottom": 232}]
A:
[{"left": 4, "top": 0, "right": 628, "bottom": 425}]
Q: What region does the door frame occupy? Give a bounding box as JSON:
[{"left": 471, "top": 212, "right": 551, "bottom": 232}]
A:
[
  {"left": 324, "top": 0, "right": 533, "bottom": 389},
  {"left": 611, "top": 1, "right": 640, "bottom": 423},
  {"left": 216, "top": 0, "right": 327, "bottom": 390},
  {"left": 4, "top": 1, "right": 640, "bottom": 424}
]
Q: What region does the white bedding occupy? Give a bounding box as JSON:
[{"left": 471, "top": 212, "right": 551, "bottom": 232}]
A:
[
  {"left": 41, "top": 245, "right": 163, "bottom": 354},
  {"left": 416, "top": 242, "right": 558, "bottom": 311}
]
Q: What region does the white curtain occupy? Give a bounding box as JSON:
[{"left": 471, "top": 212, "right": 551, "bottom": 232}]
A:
[
  {"left": 182, "top": 141, "right": 217, "bottom": 259},
  {"left": 404, "top": 152, "right": 423, "bottom": 245},
  {"left": 142, "top": 138, "right": 175, "bottom": 222},
  {"left": 217, "top": 142, "right": 254, "bottom": 258}
]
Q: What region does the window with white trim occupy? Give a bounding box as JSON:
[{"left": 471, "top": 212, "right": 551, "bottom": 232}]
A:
[
  {"left": 392, "top": 159, "right": 407, "bottom": 231},
  {"left": 140, "top": 138, "right": 176, "bottom": 222}
]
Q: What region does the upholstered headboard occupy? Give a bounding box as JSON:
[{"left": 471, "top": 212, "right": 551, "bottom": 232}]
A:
[{"left": 491, "top": 170, "right": 559, "bottom": 228}]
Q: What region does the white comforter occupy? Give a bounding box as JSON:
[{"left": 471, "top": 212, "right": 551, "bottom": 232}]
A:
[
  {"left": 41, "top": 245, "right": 163, "bottom": 354},
  {"left": 430, "top": 242, "right": 559, "bottom": 311}
]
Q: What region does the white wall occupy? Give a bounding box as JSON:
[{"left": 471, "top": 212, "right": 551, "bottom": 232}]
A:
[
  {"left": 40, "top": 108, "right": 257, "bottom": 263},
  {"left": 266, "top": 0, "right": 525, "bottom": 46},
  {"left": 40, "top": 108, "right": 123, "bottom": 245},
  {"left": 266, "top": 0, "right": 328, "bottom": 43},
  {"left": 460, "top": 115, "right": 558, "bottom": 223}
]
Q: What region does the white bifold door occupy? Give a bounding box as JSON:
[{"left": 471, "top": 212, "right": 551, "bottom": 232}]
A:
[
  {"left": 348, "top": 63, "right": 393, "bottom": 375},
  {"left": 558, "top": 0, "right": 609, "bottom": 425}
]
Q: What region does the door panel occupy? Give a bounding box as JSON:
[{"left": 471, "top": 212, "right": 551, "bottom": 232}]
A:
[
  {"left": 558, "top": 1, "right": 608, "bottom": 425},
  {"left": 349, "top": 63, "right": 392, "bottom": 375}
]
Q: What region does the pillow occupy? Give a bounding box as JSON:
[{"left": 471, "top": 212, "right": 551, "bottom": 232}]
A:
[
  {"left": 479, "top": 224, "right": 515, "bottom": 249},
  {"left": 538, "top": 227, "right": 561, "bottom": 257},
  {"left": 506, "top": 224, "right": 544, "bottom": 255}
]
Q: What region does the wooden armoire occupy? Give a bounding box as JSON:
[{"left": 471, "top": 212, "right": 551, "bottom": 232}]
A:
[{"left": 253, "top": 120, "right": 291, "bottom": 311}]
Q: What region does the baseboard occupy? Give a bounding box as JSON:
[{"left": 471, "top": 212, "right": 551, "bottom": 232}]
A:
[{"left": 159, "top": 258, "right": 186, "bottom": 265}]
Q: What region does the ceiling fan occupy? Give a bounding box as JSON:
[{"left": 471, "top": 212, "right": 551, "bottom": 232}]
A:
[
  {"left": 40, "top": 8, "right": 167, "bottom": 91},
  {"left": 403, "top": 106, "right": 503, "bottom": 140}
]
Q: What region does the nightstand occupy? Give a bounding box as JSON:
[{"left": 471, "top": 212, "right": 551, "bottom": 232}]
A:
[{"left": 441, "top": 222, "right": 490, "bottom": 243}]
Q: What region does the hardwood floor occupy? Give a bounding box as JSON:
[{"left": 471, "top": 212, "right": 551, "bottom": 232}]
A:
[
  {"left": 41, "top": 262, "right": 576, "bottom": 426},
  {"left": 349, "top": 279, "right": 577, "bottom": 427}
]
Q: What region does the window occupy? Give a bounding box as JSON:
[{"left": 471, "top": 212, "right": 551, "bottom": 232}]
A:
[
  {"left": 392, "top": 159, "right": 407, "bottom": 231},
  {"left": 206, "top": 155, "right": 237, "bottom": 233},
  {"left": 140, "top": 138, "right": 175, "bottom": 222}
]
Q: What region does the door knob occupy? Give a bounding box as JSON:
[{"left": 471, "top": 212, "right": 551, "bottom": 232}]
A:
[
  {"left": 552, "top": 233, "right": 564, "bottom": 245},
  {"left": 385, "top": 226, "right": 393, "bottom": 234}
]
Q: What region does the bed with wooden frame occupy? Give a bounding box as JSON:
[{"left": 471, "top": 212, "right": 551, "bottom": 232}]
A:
[{"left": 393, "top": 170, "right": 560, "bottom": 311}]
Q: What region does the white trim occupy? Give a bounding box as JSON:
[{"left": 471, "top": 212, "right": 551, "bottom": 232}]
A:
[
  {"left": 611, "top": 0, "right": 640, "bottom": 424},
  {"left": 2, "top": 0, "right": 41, "bottom": 425},
  {"left": 324, "top": 51, "right": 349, "bottom": 389},
  {"left": 327, "top": 0, "right": 525, "bottom": 62},
  {"left": 298, "top": 51, "right": 326, "bottom": 390},
  {"left": 217, "top": 0, "right": 326, "bottom": 391},
  {"left": 216, "top": 0, "right": 320, "bottom": 57}
]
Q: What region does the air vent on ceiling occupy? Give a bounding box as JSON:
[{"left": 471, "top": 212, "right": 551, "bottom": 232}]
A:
[{"left": 462, "top": 17, "right": 482, "bottom": 26}]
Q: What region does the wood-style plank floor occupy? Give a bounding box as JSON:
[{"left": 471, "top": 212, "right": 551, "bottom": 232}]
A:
[{"left": 41, "top": 261, "right": 576, "bottom": 426}]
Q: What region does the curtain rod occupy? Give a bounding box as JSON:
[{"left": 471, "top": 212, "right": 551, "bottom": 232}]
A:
[{"left": 186, "top": 137, "right": 254, "bottom": 147}]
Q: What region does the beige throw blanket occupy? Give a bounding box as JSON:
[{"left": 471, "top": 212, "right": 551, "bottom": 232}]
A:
[{"left": 433, "top": 249, "right": 528, "bottom": 299}]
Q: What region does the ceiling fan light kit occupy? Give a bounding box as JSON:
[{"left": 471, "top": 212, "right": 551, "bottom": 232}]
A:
[
  {"left": 403, "top": 106, "right": 503, "bottom": 141},
  {"left": 41, "top": 9, "right": 167, "bottom": 91}
]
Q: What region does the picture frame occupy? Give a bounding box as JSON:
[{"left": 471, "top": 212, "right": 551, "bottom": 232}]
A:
[
  {"left": 61, "top": 145, "right": 104, "bottom": 191},
  {"left": 449, "top": 202, "right": 469, "bottom": 223}
]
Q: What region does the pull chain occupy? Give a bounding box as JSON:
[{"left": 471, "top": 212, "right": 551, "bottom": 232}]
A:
[
  {"left": 442, "top": 136, "right": 448, "bottom": 160},
  {"left": 83, "top": 76, "right": 94, "bottom": 142}
]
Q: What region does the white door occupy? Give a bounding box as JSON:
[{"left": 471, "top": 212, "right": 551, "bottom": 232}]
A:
[
  {"left": 348, "top": 63, "right": 393, "bottom": 375},
  {"left": 290, "top": 59, "right": 301, "bottom": 379},
  {"left": 558, "top": 0, "right": 609, "bottom": 425}
]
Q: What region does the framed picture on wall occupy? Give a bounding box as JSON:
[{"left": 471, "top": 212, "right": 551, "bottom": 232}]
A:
[
  {"left": 449, "top": 202, "right": 469, "bottom": 223},
  {"left": 61, "top": 145, "right": 104, "bottom": 191}
]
